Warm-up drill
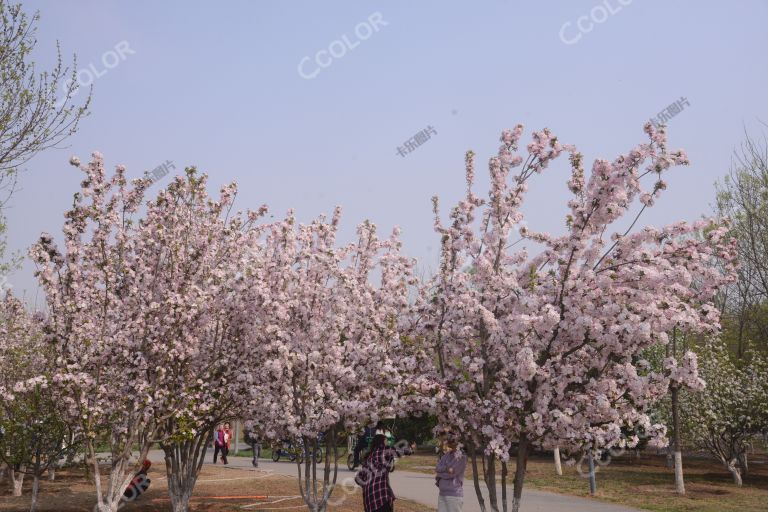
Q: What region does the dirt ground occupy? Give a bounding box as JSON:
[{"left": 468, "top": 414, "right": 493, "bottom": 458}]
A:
[
  {"left": 5, "top": 451, "right": 767, "bottom": 511},
  {"left": 0, "top": 462, "right": 433, "bottom": 512}
]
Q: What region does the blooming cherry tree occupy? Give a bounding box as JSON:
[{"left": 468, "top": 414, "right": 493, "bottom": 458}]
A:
[
  {"left": 123, "top": 169, "right": 267, "bottom": 512},
  {"left": 30, "top": 154, "right": 264, "bottom": 512},
  {"left": 30, "top": 154, "right": 164, "bottom": 512},
  {"left": 242, "top": 209, "right": 420, "bottom": 512},
  {"left": 420, "top": 124, "right": 736, "bottom": 512}
]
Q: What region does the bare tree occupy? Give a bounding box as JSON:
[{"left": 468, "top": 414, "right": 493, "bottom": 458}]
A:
[
  {"left": 716, "top": 127, "right": 768, "bottom": 356},
  {"left": 0, "top": 0, "right": 90, "bottom": 208}
]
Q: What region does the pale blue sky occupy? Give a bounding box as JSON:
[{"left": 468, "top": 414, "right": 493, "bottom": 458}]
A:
[{"left": 8, "top": 0, "right": 768, "bottom": 303}]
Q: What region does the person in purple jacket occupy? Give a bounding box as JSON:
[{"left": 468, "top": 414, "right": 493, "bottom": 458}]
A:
[
  {"left": 435, "top": 436, "right": 466, "bottom": 512},
  {"left": 213, "top": 424, "right": 228, "bottom": 464}
]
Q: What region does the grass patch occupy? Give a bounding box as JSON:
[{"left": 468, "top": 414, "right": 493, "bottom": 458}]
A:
[{"left": 397, "top": 451, "right": 768, "bottom": 512}]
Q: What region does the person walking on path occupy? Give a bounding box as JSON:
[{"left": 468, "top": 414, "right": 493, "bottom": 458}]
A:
[
  {"left": 221, "top": 423, "right": 232, "bottom": 464},
  {"left": 435, "top": 437, "right": 466, "bottom": 512},
  {"left": 213, "top": 424, "right": 227, "bottom": 464},
  {"left": 356, "top": 434, "right": 396, "bottom": 512},
  {"left": 245, "top": 428, "right": 262, "bottom": 467}
]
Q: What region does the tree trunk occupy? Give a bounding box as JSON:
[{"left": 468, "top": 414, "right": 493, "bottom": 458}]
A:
[
  {"left": 48, "top": 466, "right": 56, "bottom": 481},
  {"left": 738, "top": 451, "right": 749, "bottom": 477},
  {"left": 29, "top": 474, "right": 40, "bottom": 512},
  {"left": 670, "top": 385, "right": 685, "bottom": 495},
  {"left": 587, "top": 449, "right": 597, "bottom": 495},
  {"left": 725, "top": 458, "right": 743, "bottom": 486},
  {"left": 11, "top": 467, "right": 24, "bottom": 496},
  {"left": 64, "top": 438, "right": 78, "bottom": 468},
  {"left": 96, "top": 463, "right": 139, "bottom": 512},
  {"left": 296, "top": 429, "right": 339, "bottom": 512},
  {"left": 737, "top": 311, "right": 745, "bottom": 359},
  {"left": 670, "top": 327, "right": 686, "bottom": 495},
  {"left": 501, "top": 460, "right": 508, "bottom": 512},
  {"left": 93, "top": 502, "right": 122, "bottom": 512},
  {"left": 163, "top": 429, "right": 212, "bottom": 512},
  {"left": 510, "top": 434, "right": 529, "bottom": 512},
  {"left": 553, "top": 447, "right": 563, "bottom": 476},
  {"left": 468, "top": 445, "right": 487, "bottom": 512},
  {"left": 89, "top": 437, "right": 152, "bottom": 512},
  {"left": 170, "top": 488, "right": 193, "bottom": 512},
  {"left": 673, "top": 451, "right": 685, "bottom": 494},
  {"left": 83, "top": 444, "right": 91, "bottom": 482},
  {"left": 483, "top": 453, "right": 499, "bottom": 512}
]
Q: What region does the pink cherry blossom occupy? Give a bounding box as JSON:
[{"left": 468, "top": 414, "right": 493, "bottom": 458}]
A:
[{"left": 418, "top": 123, "right": 736, "bottom": 512}]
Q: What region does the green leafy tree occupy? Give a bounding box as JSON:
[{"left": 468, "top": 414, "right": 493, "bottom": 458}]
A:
[{"left": 0, "top": 385, "right": 77, "bottom": 512}]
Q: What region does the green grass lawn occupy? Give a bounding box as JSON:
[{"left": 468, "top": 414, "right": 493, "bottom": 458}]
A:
[{"left": 396, "top": 451, "right": 768, "bottom": 512}]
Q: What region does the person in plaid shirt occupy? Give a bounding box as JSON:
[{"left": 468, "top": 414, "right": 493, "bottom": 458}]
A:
[{"left": 356, "top": 434, "right": 396, "bottom": 512}]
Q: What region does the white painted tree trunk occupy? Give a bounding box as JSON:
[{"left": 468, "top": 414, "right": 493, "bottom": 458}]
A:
[
  {"left": 730, "top": 466, "right": 743, "bottom": 486},
  {"left": 163, "top": 430, "right": 213, "bottom": 512},
  {"left": 48, "top": 466, "right": 55, "bottom": 481},
  {"left": 670, "top": 384, "right": 685, "bottom": 495},
  {"left": 170, "top": 489, "right": 193, "bottom": 512},
  {"left": 553, "top": 447, "right": 563, "bottom": 476},
  {"left": 673, "top": 451, "right": 685, "bottom": 494},
  {"left": 94, "top": 480, "right": 133, "bottom": 512},
  {"left": 11, "top": 474, "right": 23, "bottom": 497},
  {"left": 587, "top": 450, "right": 597, "bottom": 496},
  {"left": 168, "top": 472, "right": 196, "bottom": 512},
  {"left": 725, "top": 458, "right": 743, "bottom": 486},
  {"left": 94, "top": 502, "right": 122, "bottom": 512},
  {"left": 11, "top": 468, "right": 24, "bottom": 496},
  {"left": 30, "top": 474, "right": 40, "bottom": 512},
  {"left": 89, "top": 446, "right": 146, "bottom": 512},
  {"left": 94, "top": 473, "right": 135, "bottom": 512}
]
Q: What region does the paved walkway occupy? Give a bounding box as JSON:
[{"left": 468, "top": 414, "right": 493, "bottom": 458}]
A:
[{"left": 147, "top": 450, "right": 641, "bottom": 512}]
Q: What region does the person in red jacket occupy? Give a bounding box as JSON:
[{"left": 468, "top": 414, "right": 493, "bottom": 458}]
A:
[
  {"left": 222, "top": 423, "right": 232, "bottom": 464},
  {"left": 123, "top": 459, "right": 151, "bottom": 501}
]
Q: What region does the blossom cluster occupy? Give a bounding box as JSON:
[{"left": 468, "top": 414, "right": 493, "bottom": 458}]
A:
[
  {"left": 3, "top": 122, "right": 738, "bottom": 512},
  {"left": 29, "top": 157, "right": 269, "bottom": 511},
  {"left": 419, "top": 122, "right": 736, "bottom": 458},
  {"left": 240, "top": 211, "right": 425, "bottom": 443}
]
